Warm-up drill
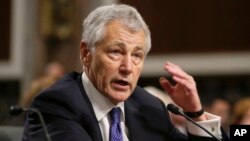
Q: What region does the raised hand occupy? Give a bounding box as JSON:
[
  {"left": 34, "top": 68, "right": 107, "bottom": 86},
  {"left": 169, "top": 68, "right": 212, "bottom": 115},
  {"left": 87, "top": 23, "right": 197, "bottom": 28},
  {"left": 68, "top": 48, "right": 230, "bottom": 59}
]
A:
[{"left": 159, "top": 61, "right": 203, "bottom": 114}]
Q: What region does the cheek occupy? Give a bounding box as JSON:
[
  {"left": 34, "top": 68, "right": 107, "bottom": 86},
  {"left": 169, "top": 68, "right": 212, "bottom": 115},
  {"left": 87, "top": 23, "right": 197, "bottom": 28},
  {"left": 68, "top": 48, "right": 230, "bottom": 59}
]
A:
[
  {"left": 132, "top": 66, "right": 143, "bottom": 84},
  {"left": 92, "top": 60, "right": 117, "bottom": 87},
  {"left": 136, "top": 63, "right": 144, "bottom": 75}
]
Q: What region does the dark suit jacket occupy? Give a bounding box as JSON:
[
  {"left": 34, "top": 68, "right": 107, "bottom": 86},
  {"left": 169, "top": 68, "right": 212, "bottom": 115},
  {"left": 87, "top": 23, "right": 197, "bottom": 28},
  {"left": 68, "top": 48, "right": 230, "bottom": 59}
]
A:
[{"left": 22, "top": 72, "right": 228, "bottom": 141}]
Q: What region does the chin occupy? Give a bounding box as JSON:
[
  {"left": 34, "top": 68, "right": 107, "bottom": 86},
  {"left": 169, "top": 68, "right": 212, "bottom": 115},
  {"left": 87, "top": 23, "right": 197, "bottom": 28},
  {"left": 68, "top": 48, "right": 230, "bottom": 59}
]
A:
[{"left": 110, "top": 92, "right": 131, "bottom": 103}]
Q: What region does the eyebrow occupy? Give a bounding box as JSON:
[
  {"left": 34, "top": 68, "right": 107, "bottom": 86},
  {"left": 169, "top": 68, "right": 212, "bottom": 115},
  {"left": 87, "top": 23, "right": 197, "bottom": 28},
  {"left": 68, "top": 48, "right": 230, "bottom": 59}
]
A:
[
  {"left": 110, "top": 41, "right": 145, "bottom": 52},
  {"left": 112, "top": 41, "right": 125, "bottom": 48}
]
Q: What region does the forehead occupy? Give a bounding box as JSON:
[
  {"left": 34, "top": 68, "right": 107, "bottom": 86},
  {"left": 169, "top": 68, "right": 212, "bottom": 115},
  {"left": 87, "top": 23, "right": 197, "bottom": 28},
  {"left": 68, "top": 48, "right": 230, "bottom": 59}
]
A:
[{"left": 103, "top": 20, "right": 146, "bottom": 46}]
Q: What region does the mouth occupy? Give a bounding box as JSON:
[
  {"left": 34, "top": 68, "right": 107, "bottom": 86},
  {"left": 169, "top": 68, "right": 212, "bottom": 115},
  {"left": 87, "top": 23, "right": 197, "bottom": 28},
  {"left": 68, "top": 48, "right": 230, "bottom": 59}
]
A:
[
  {"left": 112, "top": 79, "right": 130, "bottom": 90},
  {"left": 116, "top": 80, "right": 129, "bottom": 86}
]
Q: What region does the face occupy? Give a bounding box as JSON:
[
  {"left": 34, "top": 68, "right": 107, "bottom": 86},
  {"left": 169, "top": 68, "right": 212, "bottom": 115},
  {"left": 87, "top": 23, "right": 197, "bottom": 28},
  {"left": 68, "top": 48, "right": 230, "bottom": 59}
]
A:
[
  {"left": 239, "top": 108, "right": 250, "bottom": 125},
  {"left": 210, "top": 99, "right": 230, "bottom": 125},
  {"left": 81, "top": 20, "right": 146, "bottom": 105}
]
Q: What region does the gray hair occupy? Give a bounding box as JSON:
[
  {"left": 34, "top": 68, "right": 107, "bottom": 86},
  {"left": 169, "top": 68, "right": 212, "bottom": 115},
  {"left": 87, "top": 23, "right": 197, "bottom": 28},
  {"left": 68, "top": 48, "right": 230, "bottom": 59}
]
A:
[{"left": 81, "top": 4, "right": 151, "bottom": 53}]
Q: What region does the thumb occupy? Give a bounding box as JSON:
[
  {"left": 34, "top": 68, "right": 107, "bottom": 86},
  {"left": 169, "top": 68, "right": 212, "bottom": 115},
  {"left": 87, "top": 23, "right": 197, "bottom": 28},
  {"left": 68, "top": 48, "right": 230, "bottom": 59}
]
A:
[{"left": 159, "top": 77, "right": 174, "bottom": 94}]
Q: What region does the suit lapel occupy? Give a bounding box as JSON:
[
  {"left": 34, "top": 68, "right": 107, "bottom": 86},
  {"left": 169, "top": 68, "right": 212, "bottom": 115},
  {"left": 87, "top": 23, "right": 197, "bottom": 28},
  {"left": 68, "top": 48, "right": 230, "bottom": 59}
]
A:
[
  {"left": 75, "top": 73, "right": 103, "bottom": 141},
  {"left": 124, "top": 89, "right": 170, "bottom": 141},
  {"left": 125, "top": 100, "right": 143, "bottom": 141}
]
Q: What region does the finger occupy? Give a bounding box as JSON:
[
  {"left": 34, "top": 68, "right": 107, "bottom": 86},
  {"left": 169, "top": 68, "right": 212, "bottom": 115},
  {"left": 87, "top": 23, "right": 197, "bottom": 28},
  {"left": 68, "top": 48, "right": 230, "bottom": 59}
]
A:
[
  {"left": 172, "top": 76, "right": 195, "bottom": 86},
  {"left": 172, "top": 76, "right": 196, "bottom": 94},
  {"left": 164, "top": 62, "right": 195, "bottom": 89},
  {"left": 164, "top": 62, "right": 190, "bottom": 80},
  {"left": 159, "top": 77, "right": 174, "bottom": 94},
  {"left": 163, "top": 62, "right": 197, "bottom": 95}
]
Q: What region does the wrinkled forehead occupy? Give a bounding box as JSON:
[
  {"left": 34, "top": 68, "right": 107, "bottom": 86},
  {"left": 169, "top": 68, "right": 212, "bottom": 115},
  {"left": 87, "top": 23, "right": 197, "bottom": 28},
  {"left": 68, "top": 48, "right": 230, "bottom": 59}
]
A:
[
  {"left": 103, "top": 20, "right": 146, "bottom": 47},
  {"left": 104, "top": 20, "right": 146, "bottom": 42},
  {"left": 106, "top": 19, "right": 145, "bottom": 34}
]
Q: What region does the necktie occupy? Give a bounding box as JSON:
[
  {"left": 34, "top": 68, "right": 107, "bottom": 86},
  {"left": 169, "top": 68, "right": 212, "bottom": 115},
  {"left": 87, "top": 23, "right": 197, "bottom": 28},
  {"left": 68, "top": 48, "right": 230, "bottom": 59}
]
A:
[{"left": 109, "top": 107, "right": 123, "bottom": 141}]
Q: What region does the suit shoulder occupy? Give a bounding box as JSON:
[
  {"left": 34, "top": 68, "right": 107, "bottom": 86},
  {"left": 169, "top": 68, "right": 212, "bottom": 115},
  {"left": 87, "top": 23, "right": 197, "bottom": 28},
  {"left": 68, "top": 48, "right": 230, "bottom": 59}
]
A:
[
  {"left": 37, "top": 71, "right": 81, "bottom": 97},
  {"left": 130, "top": 86, "right": 165, "bottom": 108},
  {"left": 30, "top": 72, "right": 87, "bottom": 119}
]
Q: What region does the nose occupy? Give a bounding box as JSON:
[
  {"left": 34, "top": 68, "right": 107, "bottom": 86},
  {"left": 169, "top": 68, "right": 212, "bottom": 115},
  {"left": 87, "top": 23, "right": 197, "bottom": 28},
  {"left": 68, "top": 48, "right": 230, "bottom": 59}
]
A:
[{"left": 119, "top": 55, "right": 133, "bottom": 75}]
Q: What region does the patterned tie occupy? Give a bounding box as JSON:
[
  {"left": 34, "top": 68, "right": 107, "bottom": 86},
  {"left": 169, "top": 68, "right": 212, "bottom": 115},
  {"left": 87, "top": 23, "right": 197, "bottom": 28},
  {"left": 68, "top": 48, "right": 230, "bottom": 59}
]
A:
[{"left": 109, "top": 107, "right": 123, "bottom": 141}]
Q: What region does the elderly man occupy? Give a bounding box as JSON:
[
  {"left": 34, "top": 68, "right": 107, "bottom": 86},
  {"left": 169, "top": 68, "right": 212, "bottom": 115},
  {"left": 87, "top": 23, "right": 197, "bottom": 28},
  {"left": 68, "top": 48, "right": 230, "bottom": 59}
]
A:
[{"left": 22, "top": 4, "right": 229, "bottom": 141}]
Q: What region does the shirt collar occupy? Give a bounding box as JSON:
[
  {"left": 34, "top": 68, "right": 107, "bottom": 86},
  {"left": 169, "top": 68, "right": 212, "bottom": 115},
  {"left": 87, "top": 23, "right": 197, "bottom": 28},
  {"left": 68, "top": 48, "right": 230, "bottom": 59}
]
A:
[{"left": 81, "top": 72, "right": 125, "bottom": 122}]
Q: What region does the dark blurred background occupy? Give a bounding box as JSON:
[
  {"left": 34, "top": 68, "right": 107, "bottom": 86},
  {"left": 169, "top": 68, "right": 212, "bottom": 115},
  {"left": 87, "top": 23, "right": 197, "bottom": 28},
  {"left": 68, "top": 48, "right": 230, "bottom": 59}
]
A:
[{"left": 0, "top": 0, "right": 250, "bottom": 132}]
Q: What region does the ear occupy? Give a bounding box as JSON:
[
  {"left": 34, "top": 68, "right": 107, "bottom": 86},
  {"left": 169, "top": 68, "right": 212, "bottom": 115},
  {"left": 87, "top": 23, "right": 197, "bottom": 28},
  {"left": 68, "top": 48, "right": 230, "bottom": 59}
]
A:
[{"left": 80, "top": 41, "right": 91, "bottom": 66}]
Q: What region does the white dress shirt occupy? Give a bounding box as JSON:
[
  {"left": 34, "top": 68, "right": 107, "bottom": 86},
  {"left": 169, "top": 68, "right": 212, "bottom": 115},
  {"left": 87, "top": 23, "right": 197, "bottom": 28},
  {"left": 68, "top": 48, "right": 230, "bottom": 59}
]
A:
[
  {"left": 82, "top": 73, "right": 129, "bottom": 141},
  {"left": 81, "top": 72, "right": 222, "bottom": 140}
]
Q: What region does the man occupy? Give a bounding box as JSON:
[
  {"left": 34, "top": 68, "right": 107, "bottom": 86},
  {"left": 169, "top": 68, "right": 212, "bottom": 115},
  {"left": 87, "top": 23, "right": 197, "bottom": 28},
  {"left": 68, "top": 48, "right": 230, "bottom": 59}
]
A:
[{"left": 22, "top": 4, "right": 229, "bottom": 141}]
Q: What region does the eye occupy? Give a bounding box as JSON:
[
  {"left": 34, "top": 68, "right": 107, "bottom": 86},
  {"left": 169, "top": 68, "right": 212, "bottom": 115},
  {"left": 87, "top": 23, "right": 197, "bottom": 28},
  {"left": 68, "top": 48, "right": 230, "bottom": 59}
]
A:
[
  {"left": 132, "top": 52, "right": 144, "bottom": 64},
  {"left": 107, "top": 48, "right": 123, "bottom": 60},
  {"left": 134, "top": 53, "right": 143, "bottom": 59},
  {"left": 111, "top": 49, "right": 121, "bottom": 55}
]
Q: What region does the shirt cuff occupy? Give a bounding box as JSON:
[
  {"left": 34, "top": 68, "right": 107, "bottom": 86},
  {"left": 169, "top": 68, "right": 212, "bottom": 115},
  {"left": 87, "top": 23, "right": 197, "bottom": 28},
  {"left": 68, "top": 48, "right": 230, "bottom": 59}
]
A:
[{"left": 186, "top": 112, "right": 222, "bottom": 139}]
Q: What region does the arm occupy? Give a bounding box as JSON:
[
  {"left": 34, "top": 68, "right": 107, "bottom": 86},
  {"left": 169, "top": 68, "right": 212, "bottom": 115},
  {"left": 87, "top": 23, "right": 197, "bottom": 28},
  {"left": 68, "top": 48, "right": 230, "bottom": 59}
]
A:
[{"left": 159, "top": 61, "right": 229, "bottom": 140}]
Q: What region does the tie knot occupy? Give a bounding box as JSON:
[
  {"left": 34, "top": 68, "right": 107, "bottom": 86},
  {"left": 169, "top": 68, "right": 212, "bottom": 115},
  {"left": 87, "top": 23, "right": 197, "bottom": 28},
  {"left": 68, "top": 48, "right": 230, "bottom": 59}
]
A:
[{"left": 110, "top": 107, "right": 121, "bottom": 124}]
